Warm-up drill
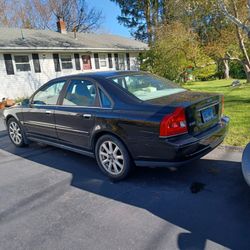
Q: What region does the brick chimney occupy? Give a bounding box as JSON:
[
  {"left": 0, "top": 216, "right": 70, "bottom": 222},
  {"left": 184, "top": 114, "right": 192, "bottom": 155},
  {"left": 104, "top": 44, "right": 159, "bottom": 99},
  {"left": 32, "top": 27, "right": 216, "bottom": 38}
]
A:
[{"left": 57, "top": 17, "right": 67, "bottom": 34}]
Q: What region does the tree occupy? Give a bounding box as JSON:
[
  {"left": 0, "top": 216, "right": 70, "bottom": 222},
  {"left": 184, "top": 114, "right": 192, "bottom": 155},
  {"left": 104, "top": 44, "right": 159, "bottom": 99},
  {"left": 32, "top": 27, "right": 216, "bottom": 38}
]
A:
[
  {"left": 218, "top": 0, "right": 250, "bottom": 36},
  {"left": 49, "top": 0, "right": 103, "bottom": 32},
  {"left": 205, "top": 28, "right": 239, "bottom": 79},
  {"left": 218, "top": 0, "right": 250, "bottom": 82},
  {"left": 0, "top": 0, "right": 7, "bottom": 26},
  {"left": 110, "top": 0, "right": 183, "bottom": 43},
  {"left": 110, "top": 0, "right": 153, "bottom": 43},
  {"left": 0, "top": 0, "right": 103, "bottom": 33},
  {"left": 142, "top": 22, "right": 215, "bottom": 81}
]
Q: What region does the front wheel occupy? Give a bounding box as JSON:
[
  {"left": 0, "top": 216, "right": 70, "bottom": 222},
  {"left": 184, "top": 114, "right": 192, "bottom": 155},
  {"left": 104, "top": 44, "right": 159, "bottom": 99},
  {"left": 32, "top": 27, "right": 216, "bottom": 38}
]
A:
[
  {"left": 95, "top": 135, "right": 133, "bottom": 181},
  {"left": 7, "top": 118, "right": 27, "bottom": 147}
]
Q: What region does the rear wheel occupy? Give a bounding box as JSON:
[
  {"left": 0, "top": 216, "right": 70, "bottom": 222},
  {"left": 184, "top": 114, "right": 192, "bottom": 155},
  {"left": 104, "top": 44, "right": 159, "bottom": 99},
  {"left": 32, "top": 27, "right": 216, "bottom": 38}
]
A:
[
  {"left": 95, "top": 135, "right": 132, "bottom": 181},
  {"left": 7, "top": 118, "right": 27, "bottom": 147}
]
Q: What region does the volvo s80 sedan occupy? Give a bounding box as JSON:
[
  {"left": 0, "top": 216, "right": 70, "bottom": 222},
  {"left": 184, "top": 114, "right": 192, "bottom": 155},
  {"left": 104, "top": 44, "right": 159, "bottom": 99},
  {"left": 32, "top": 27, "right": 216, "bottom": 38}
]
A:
[{"left": 3, "top": 71, "right": 229, "bottom": 180}]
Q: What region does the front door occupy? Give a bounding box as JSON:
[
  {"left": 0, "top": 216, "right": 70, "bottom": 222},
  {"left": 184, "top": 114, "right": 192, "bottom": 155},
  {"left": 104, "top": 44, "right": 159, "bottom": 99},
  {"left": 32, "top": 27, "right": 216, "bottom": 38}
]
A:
[
  {"left": 22, "top": 80, "right": 66, "bottom": 139},
  {"left": 82, "top": 55, "right": 92, "bottom": 70},
  {"left": 55, "top": 78, "right": 98, "bottom": 149}
]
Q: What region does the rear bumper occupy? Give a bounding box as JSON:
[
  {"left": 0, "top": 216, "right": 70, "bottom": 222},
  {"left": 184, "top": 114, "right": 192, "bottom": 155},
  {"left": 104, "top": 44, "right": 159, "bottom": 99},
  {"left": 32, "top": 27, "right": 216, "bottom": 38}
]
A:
[{"left": 134, "top": 116, "right": 229, "bottom": 167}]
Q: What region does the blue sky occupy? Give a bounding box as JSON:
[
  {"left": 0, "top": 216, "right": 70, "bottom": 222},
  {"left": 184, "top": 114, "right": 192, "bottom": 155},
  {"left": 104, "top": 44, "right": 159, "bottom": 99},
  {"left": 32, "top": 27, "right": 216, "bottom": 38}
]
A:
[{"left": 85, "top": 0, "right": 131, "bottom": 37}]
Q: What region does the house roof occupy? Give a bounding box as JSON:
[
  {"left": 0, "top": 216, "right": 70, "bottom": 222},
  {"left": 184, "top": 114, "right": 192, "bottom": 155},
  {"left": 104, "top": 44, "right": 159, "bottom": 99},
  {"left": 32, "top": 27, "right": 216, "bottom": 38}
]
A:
[{"left": 0, "top": 27, "right": 148, "bottom": 52}]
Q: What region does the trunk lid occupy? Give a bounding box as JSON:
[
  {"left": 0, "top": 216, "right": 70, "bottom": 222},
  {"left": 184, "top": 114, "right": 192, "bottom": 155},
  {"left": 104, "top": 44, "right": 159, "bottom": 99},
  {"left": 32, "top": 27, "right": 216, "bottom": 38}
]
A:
[{"left": 146, "top": 90, "right": 222, "bottom": 135}]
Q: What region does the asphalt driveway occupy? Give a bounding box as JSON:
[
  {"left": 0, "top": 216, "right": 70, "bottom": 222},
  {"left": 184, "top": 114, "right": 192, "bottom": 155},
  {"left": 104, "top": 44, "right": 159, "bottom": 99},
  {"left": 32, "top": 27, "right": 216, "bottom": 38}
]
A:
[{"left": 0, "top": 115, "right": 249, "bottom": 250}]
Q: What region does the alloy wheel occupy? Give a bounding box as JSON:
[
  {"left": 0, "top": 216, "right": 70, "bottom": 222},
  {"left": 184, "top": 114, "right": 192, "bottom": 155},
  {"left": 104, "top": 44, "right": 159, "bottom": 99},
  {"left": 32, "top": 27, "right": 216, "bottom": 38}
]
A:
[
  {"left": 99, "top": 141, "right": 124, "bottom": 175},
  {"left": 9, "top": 121, "right": 23, "bottom": 145}
]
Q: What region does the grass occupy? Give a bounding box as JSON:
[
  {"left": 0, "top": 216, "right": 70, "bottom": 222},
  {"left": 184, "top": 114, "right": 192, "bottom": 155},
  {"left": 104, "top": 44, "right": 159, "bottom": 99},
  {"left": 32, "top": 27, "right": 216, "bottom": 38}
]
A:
[{"left": 185, "top": 79, "right": 250, "bottom": 147}]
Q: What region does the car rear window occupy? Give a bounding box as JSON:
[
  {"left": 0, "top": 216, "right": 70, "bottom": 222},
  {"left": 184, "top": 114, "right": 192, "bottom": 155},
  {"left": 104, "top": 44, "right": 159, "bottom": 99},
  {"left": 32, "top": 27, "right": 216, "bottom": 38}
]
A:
[{"left": 109, "top": 74, "right": 185, "bottom": 101}]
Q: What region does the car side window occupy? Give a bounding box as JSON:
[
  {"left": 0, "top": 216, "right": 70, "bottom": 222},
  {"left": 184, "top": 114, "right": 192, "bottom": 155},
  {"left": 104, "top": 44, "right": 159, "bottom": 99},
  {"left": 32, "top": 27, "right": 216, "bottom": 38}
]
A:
[
  {"left": 99, "top": 89, "right": 112, "bottom": 108},
  {"left": 63, "top": 79, "right": 97, "bottom": 107},
  {"left": 33, "top": 80, "right": 65, "bottom": 105}
]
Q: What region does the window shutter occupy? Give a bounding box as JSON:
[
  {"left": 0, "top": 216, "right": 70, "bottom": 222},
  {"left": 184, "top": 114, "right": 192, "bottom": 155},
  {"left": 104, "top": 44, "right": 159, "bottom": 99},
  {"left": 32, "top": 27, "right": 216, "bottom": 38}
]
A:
[
  {"left": 94, "top": 53, "right": 100, "bottom": 69},
  {"left": 74, "top": 53, "right": 81, "bottom": 70},
  {"left": 32, "top": 54, "right": 41, "bottom": 73},
  {"left": 108, "top": 53, "right": 113, "bottom": 69},
  {"left": 53, "top": 54, "right": 61, "bottom": 72},
  {"left": 114, "top": 53, "right": 119, "bottom": 70},
  {"left": 4, "top": 54, "right": 14, "bottom": 75},
  {"left": 126, "top": 53, "right": 130, "bottom": 70}
]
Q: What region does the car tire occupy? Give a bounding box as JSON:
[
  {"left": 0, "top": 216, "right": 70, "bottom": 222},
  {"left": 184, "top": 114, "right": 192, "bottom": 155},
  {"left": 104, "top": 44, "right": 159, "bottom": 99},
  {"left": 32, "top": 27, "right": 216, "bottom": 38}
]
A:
[
  {"left": 95, "top": 134, "right": 133, "bottom": 181},
  {"left": 7, "top": 118, "right": 27, "bottom": 147}
]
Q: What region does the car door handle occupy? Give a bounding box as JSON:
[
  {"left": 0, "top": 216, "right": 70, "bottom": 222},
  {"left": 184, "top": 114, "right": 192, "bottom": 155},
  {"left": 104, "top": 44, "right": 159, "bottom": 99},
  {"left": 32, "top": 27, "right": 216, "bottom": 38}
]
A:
[
  {"left": 45, "top": 110, "right": 52, "bottom": 115},
  {"left": 83, "top": 114, "right": 92, "bottom": 119}
]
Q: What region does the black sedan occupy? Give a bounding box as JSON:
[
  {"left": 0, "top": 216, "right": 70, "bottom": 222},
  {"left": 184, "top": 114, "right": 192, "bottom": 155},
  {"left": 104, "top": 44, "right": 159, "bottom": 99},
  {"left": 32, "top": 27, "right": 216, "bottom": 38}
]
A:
[{"left": 3, "top": 71, "right": 229, "bottom": 180}]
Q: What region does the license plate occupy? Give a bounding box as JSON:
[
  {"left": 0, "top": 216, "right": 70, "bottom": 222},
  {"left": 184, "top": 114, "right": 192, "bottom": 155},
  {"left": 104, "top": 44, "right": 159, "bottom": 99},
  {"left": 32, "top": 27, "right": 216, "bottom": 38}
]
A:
[{"left": 201, "top": 107, "right": 214, "bottom": 123}]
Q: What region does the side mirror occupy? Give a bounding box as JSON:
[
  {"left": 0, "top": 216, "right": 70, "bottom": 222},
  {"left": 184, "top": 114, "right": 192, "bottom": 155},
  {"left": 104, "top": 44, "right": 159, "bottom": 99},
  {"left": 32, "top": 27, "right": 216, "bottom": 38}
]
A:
[{"left": 21, "top": 98, "right": 30, "bottom": 106}]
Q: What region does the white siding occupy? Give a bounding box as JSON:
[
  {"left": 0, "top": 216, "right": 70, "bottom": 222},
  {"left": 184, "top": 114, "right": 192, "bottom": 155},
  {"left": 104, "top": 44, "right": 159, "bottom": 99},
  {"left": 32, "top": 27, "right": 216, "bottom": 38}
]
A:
[{"left": 0, "top": 52, "right": 140, "bottom": 99}]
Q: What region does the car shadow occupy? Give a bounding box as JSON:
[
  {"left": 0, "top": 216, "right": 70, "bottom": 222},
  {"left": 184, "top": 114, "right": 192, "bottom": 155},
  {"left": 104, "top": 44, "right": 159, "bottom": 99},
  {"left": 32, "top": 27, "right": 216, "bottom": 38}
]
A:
[{"left": 0, "top": 134, "right": 250, "bottom": 249}]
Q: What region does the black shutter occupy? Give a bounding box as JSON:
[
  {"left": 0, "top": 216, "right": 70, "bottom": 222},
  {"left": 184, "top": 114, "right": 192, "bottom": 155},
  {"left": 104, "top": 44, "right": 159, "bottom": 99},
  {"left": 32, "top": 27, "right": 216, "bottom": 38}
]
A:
[
  {"left": 74, "top": 53, "right": 81, "bottom": 70},
  {"left": 94, "top": 53, "right": 100, "bottom": 69},
  {"left": 114, "top": 53, "right": 119, "bottom": 70},
  {"left": 32, "top": 54, "right": 41, "bottom": 73},
  {"left": 108, "top": 53, "right": 113, "bottom": 68},
  {"left": 4, "top": 54, "right": 14, "bottom": 75},
  {"left": 53, "top": 54, "right": 61, "bottom": 72},
  {"left": 126, "top": 53, "right": 130, "bottom": 70}
]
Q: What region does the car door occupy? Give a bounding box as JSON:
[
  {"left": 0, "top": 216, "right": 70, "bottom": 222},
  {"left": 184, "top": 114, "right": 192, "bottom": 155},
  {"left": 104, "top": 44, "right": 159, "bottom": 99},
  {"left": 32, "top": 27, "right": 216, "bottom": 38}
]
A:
[
  {"left": 55, "top": 78, "right": 99, "bottom": 149},
  {"left": 22, "top": 79, "right": 67, "bottom": 140}
]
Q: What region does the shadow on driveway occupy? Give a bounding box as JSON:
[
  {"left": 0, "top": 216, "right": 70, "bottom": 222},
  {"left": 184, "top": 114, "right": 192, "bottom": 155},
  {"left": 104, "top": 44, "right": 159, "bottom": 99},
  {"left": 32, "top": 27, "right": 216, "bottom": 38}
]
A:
[{"left": 0, "top": 130, "right": 250, "bottom": 249}]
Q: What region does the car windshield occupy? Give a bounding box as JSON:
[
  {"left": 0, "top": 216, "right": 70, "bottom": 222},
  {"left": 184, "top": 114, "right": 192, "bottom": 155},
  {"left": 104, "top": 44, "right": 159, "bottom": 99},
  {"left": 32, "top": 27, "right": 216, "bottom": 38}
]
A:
[{"left": 109, "top": 74, "right": 186, "bottom": 101}]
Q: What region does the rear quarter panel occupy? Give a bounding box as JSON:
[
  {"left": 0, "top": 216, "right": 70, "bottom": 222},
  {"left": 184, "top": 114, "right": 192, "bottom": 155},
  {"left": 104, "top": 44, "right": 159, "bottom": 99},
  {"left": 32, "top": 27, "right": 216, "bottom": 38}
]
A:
[{"left": 91, "top": 104, "right": 174, "bottom": 160}]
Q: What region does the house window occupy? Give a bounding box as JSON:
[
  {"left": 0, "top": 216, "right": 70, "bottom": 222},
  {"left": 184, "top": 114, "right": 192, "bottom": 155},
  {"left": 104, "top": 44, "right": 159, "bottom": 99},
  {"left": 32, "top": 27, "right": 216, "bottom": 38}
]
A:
[
  {"left": 99, "top": 54, "right": 107, "bottom": 68},
  {"left": 4, "top": 54, "right": 14, "bottom": 75},
  {"left": 61, "top": 54, "right": 73, "bottom": 69},
  {"left": 14, "top": 55, "right": 31, "bottom": 72}
]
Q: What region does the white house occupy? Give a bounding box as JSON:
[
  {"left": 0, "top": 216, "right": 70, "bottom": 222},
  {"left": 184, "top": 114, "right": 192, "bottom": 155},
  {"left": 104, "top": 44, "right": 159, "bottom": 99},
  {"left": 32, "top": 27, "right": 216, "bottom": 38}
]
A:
[{"left": 0, "top": 20, "right": 147, "bottom": 99}]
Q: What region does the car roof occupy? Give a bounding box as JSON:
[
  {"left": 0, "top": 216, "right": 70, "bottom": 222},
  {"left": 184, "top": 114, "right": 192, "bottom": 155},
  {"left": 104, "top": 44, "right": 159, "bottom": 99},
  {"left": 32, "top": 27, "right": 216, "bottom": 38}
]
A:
[{"left": 56, "top": 71, "right": 145, "bottom": 81}]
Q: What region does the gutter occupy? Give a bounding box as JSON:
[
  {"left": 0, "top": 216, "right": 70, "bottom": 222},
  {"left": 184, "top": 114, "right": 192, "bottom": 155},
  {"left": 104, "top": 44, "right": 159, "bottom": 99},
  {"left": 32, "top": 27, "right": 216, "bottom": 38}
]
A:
[{"left": 0, "top": 47, "right": 148, "bottom": 53}]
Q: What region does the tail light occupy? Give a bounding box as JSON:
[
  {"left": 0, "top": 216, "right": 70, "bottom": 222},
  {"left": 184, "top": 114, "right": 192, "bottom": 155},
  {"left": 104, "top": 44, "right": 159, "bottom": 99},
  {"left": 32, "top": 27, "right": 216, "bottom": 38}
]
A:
[
  {"left": 160, "top": 107, "right": 188, "bottom": 137},
  {"left": 221, "top": 96, "right": 224, "bottom": 115}
]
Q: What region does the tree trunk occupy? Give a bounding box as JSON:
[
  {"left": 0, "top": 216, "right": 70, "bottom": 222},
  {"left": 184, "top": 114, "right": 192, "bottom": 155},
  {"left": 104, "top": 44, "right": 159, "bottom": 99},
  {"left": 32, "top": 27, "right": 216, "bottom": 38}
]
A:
[
  {"left": 231, "top": 0, "right": 250, "bottom": 82},
  {"left": 153, "top": 0, "right": 159, "bottom": 30},
  {"left": 222, "top": 59, "right": 230, "bottom": 79},
  {"left": 145, "top": 0, "right": 152, "bottom": 44},
  {"left": 243, "top": 63, "right": 250, "bottom": 83}
]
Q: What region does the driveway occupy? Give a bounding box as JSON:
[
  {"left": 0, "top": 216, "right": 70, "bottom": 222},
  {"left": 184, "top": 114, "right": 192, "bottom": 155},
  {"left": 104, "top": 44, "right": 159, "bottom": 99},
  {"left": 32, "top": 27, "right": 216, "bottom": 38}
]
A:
[{"left": 0, "top": 115, "right": 249, "bottom": 250}]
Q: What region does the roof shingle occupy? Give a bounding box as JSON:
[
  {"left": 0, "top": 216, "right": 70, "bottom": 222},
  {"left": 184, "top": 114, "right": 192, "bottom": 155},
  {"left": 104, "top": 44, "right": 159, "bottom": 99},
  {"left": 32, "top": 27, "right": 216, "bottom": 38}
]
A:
[{"left": 0, "top": 28, "right": 148, "bottom": 51}]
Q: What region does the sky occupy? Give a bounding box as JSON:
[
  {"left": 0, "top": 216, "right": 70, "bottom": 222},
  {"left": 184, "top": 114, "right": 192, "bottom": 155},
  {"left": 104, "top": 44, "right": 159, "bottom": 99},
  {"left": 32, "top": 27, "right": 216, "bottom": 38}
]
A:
[{"left": 85, "top": 0, "right": 131, "bottom": 38}]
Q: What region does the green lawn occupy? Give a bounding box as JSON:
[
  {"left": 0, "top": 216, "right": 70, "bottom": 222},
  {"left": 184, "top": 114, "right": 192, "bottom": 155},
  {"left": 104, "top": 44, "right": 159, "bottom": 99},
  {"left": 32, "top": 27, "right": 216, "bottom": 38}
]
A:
[{"left": 185, "top": 79, "right": 250, "bottom": 147}]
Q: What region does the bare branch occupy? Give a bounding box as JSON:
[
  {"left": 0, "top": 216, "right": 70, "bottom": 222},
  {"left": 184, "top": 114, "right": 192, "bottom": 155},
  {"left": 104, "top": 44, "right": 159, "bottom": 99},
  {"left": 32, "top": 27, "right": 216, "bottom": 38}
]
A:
[
  {"left": 0, "top": 0, "right": 103, "bottom": 32},
  {"left": 217, "top": 0, "right": 250, "bottom": 36}
]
